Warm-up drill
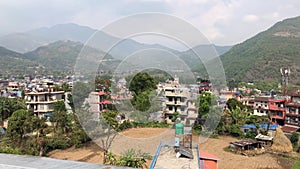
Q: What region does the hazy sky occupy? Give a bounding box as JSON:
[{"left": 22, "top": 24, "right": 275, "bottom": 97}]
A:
[{"left": 0, "top": 0, "right": 300, "bottom": 46}]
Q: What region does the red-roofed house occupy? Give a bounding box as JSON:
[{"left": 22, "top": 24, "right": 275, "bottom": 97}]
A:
[
  {"left": 199, "top": 151, "right": 219, "bottom": 169},
  {"left": 89, "top": 91, "right": 111, "bottom": 113},
  {"left": 269, "top": 98, "right": 286, "bottom": 126}
]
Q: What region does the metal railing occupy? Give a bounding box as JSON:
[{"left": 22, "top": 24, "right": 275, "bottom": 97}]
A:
[{"left": 149, "top": 141, "right": 162, "bottom": 169}]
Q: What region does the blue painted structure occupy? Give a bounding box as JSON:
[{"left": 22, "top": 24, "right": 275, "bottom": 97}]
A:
[
  {"left": 241, "top": 123, "right": 278, "bottom": 131},
  {"left": 149, "top": 141, "right": 162, "bottom": 169}
]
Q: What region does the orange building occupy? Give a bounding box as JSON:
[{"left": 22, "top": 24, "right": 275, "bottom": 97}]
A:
[{"left": 199, "top": 151, "right": 219, "bottom": 169}]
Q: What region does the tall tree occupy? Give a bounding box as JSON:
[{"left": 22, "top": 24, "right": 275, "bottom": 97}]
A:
[
  {"left": 6, "top": 109, "right": 33, "bottom": 147},
  {"left": 224, "top": 107, "right": 251, "bottom": 125},
  {"left": 99, "top": 110, "right": 119, "bottom": 164},
  {"left": 196, "top": 91, "right": 218, "bottom": 118},
  {"left": 226, "top": 98, "right": 245, "bottom": 111},
  {"left": 129, "top": 72, "right": 157, "bottom": 112},
  {"left": 129, "top": 72, "right": 157, "bottom": 95},
  {"left": 51, "top": 101, "right": 68, "bottom": 135},
  {"left": 0, "top": 97, "right": 26, "bottom": 126}
]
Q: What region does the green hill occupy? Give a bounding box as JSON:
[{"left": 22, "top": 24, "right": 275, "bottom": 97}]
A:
[
  {"left": 213, "top": 16, "right": 300, "bottom": 84},
  {"left": 24, "top": 40, "right": 118, "bottom": 75},
  {"left": 0, "top": 46, "right": 39, "bottom": 78}
]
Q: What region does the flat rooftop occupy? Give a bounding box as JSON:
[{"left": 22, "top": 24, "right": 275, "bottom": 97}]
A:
[
  {"left": 0, "top": 153, "right": 131, "bottom": 169},
  {"left": 154, "top": 143, "right": 199, "bottom": 169}
]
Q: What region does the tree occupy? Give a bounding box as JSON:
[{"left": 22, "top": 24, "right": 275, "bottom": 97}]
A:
[
  {"left": 99, "top": 110, "right": 119, "bottom": 164},
  {"left": 61, "top": 82, "right": 71, "bottom": 92},
  {"left": 95, "top": 78, "right": 111, "bottom": 92},
  {"left": 196, "top": 91, "right": 218, "bottom": 118},
  {"left": 226, "top": 98, "right": 245, "bottom": 111},
  {"left": 129, "top": 72, "right": 157, "bottom": 112},
  {"left": 290, "top": 132, "right": 299, "bottom": 151},
  {"left": 101, "top": 110, "right": 119, "bottom": 130},
  {"left": 31, "top": 112, "right": 48, "bottom": 156},
  {"left": 51, "top": 101, "right": 68, "bottom": 135},
  {"left": 128, "top": 72, "right": 157, "bottom": 95},
  {"left": 223, "top": 107, "right": 251, "bottom": 125},
  {"left": 0, "top": 97, "right": 26, "bottom": 125},
  {"left": 6, "top": 109, "right": 33, "bottom": 147}
]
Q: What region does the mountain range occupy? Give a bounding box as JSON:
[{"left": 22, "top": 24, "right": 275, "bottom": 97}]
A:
[
  {"left": 0, "top": 23, "right": 231, "bottom": 78},
  {"left": 1, "top": 15, "right": 300, "bottom": 85}
]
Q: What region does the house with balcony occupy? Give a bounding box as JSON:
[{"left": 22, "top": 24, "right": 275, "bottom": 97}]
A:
[
  {"left": 25, "top": 82, "right": 64, "bottom": 118},
  {"left": 88, "top": 90, "right": 111, "bottom": 114},
  {"left": 241, "top": 96, "right": 255, "bottom": 110},
  {"left": 253, "top": 96, "right": 270, "bottom": 116},
  {"left": 269, "top": 98, "right": 286, "bottom": 126},
  {"left": 285, "top": 93, "right": 300, "bottom": 127},
  {"left": 162, "top": 77, "right": 190, "bottom": 123}
]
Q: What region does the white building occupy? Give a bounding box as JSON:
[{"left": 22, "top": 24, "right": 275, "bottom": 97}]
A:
[
  {"left": 162, "top": 77, "right": 192, "bottom": 123},
  {"left": 253, "top": 96, "right": 270, "bottom": 116},
  {"left": 25, "top": 82, "right": 64, "bottom": 118}
]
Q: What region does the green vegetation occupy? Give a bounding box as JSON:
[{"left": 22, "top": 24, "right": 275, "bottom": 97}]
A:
[
  {"left": 129, "top": 72, "right": 157, "bottom": 112},
  {"left": 290, "top": 132, "right": 299, "bottom": 151},
  {"left": 196, "top": 91, "right": 218, "bottom": 118},
  {"left": 0, "top": 97, "right": 26, "bottom": 125},
  {"left": 292, "top": 160, "right": 300, "bottom": 169},
  {"left": 0, "top": 98, "right": 91, "bottom": 156},
  {"left": 224, "top": 16, "right": 300, "bottom": 84},
  {"left": 0, "top": 46, "right": 40, "bottom": 78},
  {"left": 194, "top": 92, "right": 222, "bottom": 135},
  {"left": 108, "top": 149, "right": 151, "bottom": 168},
  {"left": 226, "top": 98, "right": 245, "bottom": 111},
  {"left": 193, "top": 16, "right": 300, "bottom": 85}
]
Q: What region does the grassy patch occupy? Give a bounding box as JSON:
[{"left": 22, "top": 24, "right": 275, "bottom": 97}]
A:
[{"left": 292, "top": 160, "right": 300, "bottom": 169}]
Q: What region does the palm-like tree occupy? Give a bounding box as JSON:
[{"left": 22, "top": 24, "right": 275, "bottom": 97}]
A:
[{"left": 224, "top": 106, "right": 251, "bottom": 125}]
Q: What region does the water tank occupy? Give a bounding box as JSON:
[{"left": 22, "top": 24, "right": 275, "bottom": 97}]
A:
[{"left": 175, "top": 123, "right": 184, "bottom": 135}]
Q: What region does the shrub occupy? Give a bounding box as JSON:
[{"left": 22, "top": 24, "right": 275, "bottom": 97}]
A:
[
  {"left": 225, "top": 125, "right": 243, "bottom": 137},
  {"left": 290, "top": 132, "right": 299, "bottom": 151},
  {"left": 245, "top": 131, "right": 257, "bottom": 140},
  {"left": 0, "top": 147, "right": 22, "bottom": 155},
  {"left": 118, "top": 121, "right": 133, "bottom": 131},
  {"left": 46, "top": 136, "right": 71, "bottom": 150}
]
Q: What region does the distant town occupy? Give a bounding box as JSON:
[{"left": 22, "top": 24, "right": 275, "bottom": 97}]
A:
[{"left": 0, "top": 66, "right": 300, "bottom": 168}]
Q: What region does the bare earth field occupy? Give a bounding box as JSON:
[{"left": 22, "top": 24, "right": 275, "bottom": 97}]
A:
[
  {"left": 48, "top": 128, "right": 292, "bottom": 169},
  {"left": 200, "top": 136, "right": 292, "bottom": 169}
]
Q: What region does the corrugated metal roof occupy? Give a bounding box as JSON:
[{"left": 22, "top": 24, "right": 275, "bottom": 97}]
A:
[{"left": 0, "top": 153, "right": 132, "bottom": 169}]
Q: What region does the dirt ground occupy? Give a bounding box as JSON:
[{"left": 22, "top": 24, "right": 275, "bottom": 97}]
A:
[
  {"left": 200, "top": 136, "right": 292, "bottom": 169},
  {"left": 48, "top": 128, "right": 293, "bottom": 169},
  {"left": 47, "top": 141, "right": 104, "bottom": 164}
]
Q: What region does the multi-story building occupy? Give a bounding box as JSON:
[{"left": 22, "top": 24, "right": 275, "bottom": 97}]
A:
[
  {"left": 89, "top": 91, "right": 111, "bottom": 113},
  {"left": 253, "top": 96, "right": 270, "bottom": 116},
  {"left": 285, "top": 93, "right": 300, "bottom": 127},
  {"left": 241, "top": 97, "right": 255, "bottom": 110},
  {"left": 162, "top": 77, "right": 189, "bottom": 123},
  {"left": 268, "top": 98, "right": 286, "bottom": 126},
  {"left": 199, "top": 79, "right": 211, "bottom": 93},
  {"left": 7, "top": 82, "right": 19, "bottom": 91},
  {"left": 25, "top": 82, "right": 64, "bottom": 118}
]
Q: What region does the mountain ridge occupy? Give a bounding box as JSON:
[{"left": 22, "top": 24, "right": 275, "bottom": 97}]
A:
[{"left": 220, "top": 15, "right": 300, "bottom": 84}]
